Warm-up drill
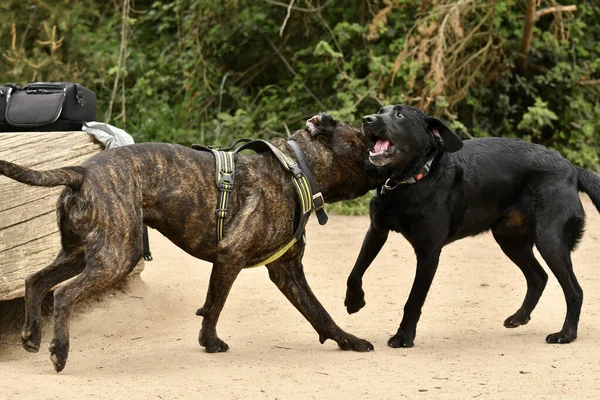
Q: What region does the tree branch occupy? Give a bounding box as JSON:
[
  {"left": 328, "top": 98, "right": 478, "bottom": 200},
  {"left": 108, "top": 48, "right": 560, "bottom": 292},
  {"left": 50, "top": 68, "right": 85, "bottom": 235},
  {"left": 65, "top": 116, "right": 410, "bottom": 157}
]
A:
[
  {"left": 106, "top": 0, "right": 129, "bottom": 123},
  {"left": 279, "top": 0, "right": 295, "bottom": 36},
  {"left": 578, "top": 79, "right": 600, "bottom": 86},
  {"left": 517, "top": 0, "right": 536, "bottom": 74},
  {"left": 265, "top": 36, "right": 327, "bottom": 110},
  {"left": 535, "top": 5, "right": 577, "bottom": 21},
  {"left": 261, "top": 0, "right": 334, "bottom": 13}
]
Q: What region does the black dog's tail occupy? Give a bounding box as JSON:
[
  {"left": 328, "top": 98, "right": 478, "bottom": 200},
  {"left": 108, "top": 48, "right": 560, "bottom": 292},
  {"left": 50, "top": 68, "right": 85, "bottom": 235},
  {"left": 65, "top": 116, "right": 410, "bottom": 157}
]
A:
[
  {"left": 577, "top": 166, "right": 600, "bottom": 213},
  {"left": 0, "top": 160, "right": 84, "bottom": 188}
]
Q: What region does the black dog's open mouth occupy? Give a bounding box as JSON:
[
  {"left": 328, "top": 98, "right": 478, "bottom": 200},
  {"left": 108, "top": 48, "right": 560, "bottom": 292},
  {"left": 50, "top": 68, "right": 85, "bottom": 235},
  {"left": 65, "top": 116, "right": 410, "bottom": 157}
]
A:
[{"left": 365, "top": 130, "right": 396, "bottom": 159}]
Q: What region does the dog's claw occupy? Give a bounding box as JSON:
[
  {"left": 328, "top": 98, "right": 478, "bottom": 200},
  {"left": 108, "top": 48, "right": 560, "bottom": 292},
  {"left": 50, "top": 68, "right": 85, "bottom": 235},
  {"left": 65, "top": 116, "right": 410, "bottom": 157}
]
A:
[
  {"left": 21, "top": 322, "right": 41, "bottom": 353},
  {"left": 336, "top": 334, "right": 374, "bottom": 352},
  {"left": 203, "top": 339, "right": 229, "bottom": 353},
  {"left": 388, "top": 331, "right": 415, "bottom": 348},
  {"left": 22, "top": 340, "right": 39, "bottom": 353},
  {"left": 319, "top": 333, "right": 327, "bottom": 344},
  {"left": 48, "top": 340, "right": 68, "bottom": 373},
  {"left": 195, "top": 307, "right": 206, "bottom": 317},
  {"left": 503, "top": 315, "right": 530, "bottom": 328},
  {"left": 199, "top": 334, "right": 229, "bottom": 353},
  {"left": 546, "top": 331, "right": 576, "bottom": 344}
]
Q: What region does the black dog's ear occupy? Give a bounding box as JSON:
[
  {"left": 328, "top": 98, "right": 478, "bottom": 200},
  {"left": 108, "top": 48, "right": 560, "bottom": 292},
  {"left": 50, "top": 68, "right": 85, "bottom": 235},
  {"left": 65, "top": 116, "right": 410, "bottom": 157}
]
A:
[
  {"left": 305, "top": 113, "right": 338, "bottom": 140},
  {"left": 425, "top": 116, "right": 463, "bottom": 153}
]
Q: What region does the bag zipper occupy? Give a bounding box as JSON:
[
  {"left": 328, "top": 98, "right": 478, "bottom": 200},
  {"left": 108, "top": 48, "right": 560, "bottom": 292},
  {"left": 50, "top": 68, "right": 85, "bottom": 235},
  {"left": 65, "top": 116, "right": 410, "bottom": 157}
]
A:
[{"left": 25, "top": 83, "right": 67, "bottom": 94}]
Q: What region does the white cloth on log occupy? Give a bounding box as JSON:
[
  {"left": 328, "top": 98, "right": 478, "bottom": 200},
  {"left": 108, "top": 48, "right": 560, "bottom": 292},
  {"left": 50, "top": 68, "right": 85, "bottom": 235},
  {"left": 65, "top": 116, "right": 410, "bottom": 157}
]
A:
[{"left": 82, "top": 121, "right": 134, "bottom": 148}]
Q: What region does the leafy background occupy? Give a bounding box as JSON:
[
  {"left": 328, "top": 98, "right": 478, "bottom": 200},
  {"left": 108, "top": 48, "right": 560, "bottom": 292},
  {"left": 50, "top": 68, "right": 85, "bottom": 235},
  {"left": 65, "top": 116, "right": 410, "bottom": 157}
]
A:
[{"left": 1, "top": 0, "right": 598, "bottom": 213}]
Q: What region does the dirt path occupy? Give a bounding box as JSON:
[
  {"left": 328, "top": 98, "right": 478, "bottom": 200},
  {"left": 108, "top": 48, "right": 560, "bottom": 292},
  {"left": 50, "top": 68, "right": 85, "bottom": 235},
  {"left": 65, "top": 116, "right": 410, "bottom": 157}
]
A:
[{"left": 1, "top": 196, "right": 600, "bottom": 399}]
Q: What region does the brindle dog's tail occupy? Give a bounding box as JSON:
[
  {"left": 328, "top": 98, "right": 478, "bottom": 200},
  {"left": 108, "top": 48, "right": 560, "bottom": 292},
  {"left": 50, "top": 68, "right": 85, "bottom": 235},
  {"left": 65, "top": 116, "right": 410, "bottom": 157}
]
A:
[
  {"left": 0, "top": 160, "right": 84, "bottom": 188},
  {"left": 577, "top": 166, "right": 600, "bottom": 213}
]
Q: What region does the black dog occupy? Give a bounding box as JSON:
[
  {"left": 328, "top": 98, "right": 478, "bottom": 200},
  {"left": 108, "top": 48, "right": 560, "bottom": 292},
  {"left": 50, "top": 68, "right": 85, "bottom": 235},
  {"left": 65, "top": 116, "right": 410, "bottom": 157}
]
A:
[
  {"left": 1, "top": 114, "right": 380, "bottom": 372},
  {"left": 345, "top": 104, "right": 600, "bottom": 348}
]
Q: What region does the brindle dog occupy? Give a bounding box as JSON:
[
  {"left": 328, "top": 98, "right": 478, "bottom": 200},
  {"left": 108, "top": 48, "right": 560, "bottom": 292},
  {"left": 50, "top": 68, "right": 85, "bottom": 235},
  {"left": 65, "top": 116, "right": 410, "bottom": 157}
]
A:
[{"left": 0, "top": 114, "right": 381, "bottom": 372}]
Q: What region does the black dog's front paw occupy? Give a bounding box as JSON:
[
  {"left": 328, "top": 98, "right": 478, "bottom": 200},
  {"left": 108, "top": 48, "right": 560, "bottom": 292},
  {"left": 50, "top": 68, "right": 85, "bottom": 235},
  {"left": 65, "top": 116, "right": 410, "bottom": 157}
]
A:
[
  {"left": 503, "top": 310, "right": 531, "bottom": 328},
  {"left": 344, "top": 286, "right": 366, "bottom": 314},
  {"left": 546, "top": 331, "right": 576, "bottom": 344},
  {"left": 388, "top": 330, "right": 415, "bottom": 348}
]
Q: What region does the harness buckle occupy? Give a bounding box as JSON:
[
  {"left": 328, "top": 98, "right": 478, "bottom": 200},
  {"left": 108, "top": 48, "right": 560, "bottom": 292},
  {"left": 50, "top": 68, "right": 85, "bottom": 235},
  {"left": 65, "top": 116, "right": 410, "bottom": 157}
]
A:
[
  {"left": 312, "top": 192, "right": 325, "bottom": 211},
  {"left": 216, "top": 208, "right": 227, "bottom": 218},
  {"left": 289, "top": 163, "right": 303, "bottom": 178},
  {"left": 217, "top": 173, "right": 234, "bottom": 191}
]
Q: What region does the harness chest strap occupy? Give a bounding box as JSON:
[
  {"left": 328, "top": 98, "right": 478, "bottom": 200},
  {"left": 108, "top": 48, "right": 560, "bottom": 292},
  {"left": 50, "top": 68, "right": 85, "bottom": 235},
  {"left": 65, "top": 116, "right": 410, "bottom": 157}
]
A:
[
  {"left": 192, "top": 139, "right": 319, "bottom": 267},
  {"left": 212, "top": 149, "right": 235, "bottom": 242}
]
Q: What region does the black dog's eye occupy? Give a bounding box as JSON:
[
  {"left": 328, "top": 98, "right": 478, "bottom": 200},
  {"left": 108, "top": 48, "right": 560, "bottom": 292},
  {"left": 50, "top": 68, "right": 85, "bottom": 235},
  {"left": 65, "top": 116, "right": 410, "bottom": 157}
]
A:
[{"left": 396, "top": 112, "right": 405, "bottom": 119}]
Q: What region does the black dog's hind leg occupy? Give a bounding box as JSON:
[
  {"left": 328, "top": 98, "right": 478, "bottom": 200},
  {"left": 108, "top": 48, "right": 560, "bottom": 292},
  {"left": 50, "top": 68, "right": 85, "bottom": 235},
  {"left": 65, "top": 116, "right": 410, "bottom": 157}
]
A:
[
  {"left": 535, "top": 227, "right": 583, "bottom": 343},
  {"left": 345, "top": 224, "right": 389, "bottom": 314},
  {"left": 388, "top": 249, "right": 441, "bottom": 348},
  {"left": 267, "top": 245, "right": 373, "bottom": 352},
  {"left": 492, "top": 231, "right": 548, "bottom": 328},
  {"left": 21, "top": 249, "right": 85, "bottom": 353}
]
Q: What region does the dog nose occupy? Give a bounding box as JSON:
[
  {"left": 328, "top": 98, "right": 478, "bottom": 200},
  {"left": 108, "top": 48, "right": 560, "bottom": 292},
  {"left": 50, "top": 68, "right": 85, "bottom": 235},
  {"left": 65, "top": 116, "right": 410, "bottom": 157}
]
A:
[{"left": 363, "top": 115, "right": 376, "bottom": 125}]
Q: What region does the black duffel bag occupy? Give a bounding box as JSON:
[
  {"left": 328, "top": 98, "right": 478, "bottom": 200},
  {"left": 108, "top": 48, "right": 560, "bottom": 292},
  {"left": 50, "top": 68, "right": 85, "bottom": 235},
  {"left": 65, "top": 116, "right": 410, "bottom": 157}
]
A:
[{"left": 0, "top": 82, "right": 97, "bottom": 132}]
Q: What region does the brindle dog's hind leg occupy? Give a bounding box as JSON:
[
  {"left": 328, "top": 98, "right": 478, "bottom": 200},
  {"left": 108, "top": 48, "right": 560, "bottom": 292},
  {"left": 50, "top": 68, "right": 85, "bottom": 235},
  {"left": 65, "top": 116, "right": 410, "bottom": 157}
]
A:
[
  {"left": 196, "top": 258, "right": 243, "bottom": 353},
  {"left": 48, "top": 227, "right": 143, "bottom": 372},
  {"left": 21, "top": 249, "right": 85, "bottom": 353},
  {"left": 267, "top": 244, "right": 374, "bottom": 352},
  {"left": 195, "top": 196, "right": 260, "bottom": 353}
]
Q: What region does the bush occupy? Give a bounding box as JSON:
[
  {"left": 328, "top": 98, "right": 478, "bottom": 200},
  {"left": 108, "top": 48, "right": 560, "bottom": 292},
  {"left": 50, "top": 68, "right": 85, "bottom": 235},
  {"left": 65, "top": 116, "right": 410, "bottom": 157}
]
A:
[{"left": 1, "top": 0, "right": 599, "bottom": 214}]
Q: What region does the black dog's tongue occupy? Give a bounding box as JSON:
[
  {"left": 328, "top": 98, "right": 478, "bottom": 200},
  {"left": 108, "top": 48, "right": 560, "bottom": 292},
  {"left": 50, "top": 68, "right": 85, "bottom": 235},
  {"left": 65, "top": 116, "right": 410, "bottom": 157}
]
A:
[{"left": 374, "top": 139, "right": 391, "bottom": 154}]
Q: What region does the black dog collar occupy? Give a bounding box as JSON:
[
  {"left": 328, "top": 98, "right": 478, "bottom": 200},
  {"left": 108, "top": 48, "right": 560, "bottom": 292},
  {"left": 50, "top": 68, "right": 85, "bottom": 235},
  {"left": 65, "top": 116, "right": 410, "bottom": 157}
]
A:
[{"left": 381, "top": 156, "right": 435, "bottom": 194}]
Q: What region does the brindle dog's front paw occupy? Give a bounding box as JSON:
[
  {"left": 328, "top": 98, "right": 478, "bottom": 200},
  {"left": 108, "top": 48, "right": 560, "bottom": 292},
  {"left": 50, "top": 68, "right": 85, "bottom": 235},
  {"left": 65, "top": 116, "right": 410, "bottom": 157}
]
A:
[
  {"left": 336, "top": 333, "right": 374, "bottom": 352},
  {"left": 48, "top": 339, "right": 69, "bottom": 373},
  {"left": 344, "top": 286, "right": 366, "bottom": 314},
  {"left": 546, "top": 331, "right": 576, "bottom": 344},
  {"left": 199, "top": 335, "right": 229, "bottom": 353},
  {"left": 21, "top": 321, "right": 41, "bottom": 353},
  {"left": 388, "top": 330, "right": 415, "bottom": 348}
]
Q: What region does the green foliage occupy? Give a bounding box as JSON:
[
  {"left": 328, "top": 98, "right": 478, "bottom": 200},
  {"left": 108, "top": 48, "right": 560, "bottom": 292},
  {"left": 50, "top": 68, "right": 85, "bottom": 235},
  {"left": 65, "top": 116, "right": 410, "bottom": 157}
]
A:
[
  {"left": 518, "top": 98, "right": 558, "bottom": 139},
  {"left": 327, "top": 193, "right": 372, "bottom": 216},
  {"left": 1, "top": 0, "right": 599, "bottom": 215}
]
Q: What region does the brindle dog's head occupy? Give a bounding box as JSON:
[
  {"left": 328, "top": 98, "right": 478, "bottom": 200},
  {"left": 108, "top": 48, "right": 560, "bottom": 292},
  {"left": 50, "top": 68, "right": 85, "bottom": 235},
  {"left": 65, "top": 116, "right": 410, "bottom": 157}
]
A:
[
  {"left": 288, "top": 113, "right": 385, "bottom": 202},
  {"left": 362, "top": 105, "right": 463, "bottom": 173}
]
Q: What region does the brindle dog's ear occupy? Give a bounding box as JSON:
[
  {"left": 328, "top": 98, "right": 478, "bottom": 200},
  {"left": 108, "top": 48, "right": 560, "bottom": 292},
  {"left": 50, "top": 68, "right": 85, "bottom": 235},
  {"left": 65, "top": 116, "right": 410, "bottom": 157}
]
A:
[
  {"left": 305, "top": 113, "right": 338, "bottom": 140},
  {"left": 425, "top": 116, "right": 463, "bottom": 153}
]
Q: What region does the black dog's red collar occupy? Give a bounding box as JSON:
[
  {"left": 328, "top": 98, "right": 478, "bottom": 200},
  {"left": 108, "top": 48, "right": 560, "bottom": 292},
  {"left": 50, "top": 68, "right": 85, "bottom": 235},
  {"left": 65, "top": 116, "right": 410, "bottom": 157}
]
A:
[{"left": 381, "top": 157, "right": 435, "bottom": 194}]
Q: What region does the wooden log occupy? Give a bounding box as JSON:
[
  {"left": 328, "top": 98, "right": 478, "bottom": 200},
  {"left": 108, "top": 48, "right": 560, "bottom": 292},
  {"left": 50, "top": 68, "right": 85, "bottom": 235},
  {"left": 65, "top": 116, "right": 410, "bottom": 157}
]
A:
[{"left": 0, "top": 132, "right": 144, "bottom": 301}]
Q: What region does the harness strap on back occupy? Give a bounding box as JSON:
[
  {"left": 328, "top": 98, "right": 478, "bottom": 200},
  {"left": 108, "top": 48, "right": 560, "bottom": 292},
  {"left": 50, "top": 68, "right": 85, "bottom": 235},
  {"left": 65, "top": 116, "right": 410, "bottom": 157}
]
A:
[
  {"left": 287, "top": 139, "right": 328, "bottom": 225},
  {"left": 191, "top": 138, "right": 319, "bottom": 267},
  {"left": 236, "top": 140, "right": 314, "bottom": 240}
]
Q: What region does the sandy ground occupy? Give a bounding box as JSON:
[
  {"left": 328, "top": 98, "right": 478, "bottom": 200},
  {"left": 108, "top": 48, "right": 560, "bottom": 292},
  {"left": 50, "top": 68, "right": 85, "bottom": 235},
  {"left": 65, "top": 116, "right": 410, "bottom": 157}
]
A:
[{"left": 1, "top": 195, "right": 600, "bottom": 399}]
